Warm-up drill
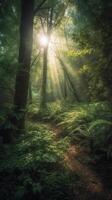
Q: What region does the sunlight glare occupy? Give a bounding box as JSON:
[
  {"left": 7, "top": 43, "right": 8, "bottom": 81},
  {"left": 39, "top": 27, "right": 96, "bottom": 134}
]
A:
[{"left": 40, "top": 35, "right": 49, "bottom": 47}]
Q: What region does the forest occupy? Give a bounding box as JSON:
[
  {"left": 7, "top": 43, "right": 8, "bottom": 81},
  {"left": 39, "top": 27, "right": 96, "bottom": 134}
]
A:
[{"left": 0, "top": 0, "right": 112, "bottom": 199}]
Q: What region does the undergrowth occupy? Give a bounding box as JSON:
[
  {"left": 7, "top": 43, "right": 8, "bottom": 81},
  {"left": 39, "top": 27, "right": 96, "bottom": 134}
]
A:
[
  {"left": 1, "top": 101, "right": 112, "bottom": 199},
  {"left": 34, "top": 101, "right": 112, "bottom": 161},
  {"left": 0, "top": 122, "right": 80, "bottom": 200}
]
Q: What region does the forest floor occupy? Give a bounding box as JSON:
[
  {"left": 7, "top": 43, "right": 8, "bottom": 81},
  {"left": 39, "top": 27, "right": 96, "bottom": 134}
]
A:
[
  {"left": 1, "top": 102, "right": 112, "bottom": 200},
  {"left": 39, "top": 120, "right": 112, "bottom": 200}
]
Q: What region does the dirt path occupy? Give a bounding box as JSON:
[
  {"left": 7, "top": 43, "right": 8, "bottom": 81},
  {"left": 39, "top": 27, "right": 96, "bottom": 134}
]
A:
[
  {"left": 65, "top": 144, "right": 112, "bottom": 200},
  {"left": 38, "top": 121, "right": 112, "bottom": 200},
  {"left": 65, "top": 145, "right": 104, "bottom": 193}
]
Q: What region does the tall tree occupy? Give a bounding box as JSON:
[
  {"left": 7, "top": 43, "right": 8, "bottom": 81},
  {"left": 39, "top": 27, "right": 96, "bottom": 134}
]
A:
[
  {"left": 40, "top": 8, "right": 53, "bottom": 108},
  {"left": 38, "top": 0, "right": 68, "bottom": 108},
  {"left": 14, "top": 0, "right": 34, "bottom": 130}
]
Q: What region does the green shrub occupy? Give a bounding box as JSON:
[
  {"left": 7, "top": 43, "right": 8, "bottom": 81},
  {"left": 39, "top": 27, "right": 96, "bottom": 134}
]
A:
[{"left": 88, "top": 119, "right": 112, "bottom": 158}]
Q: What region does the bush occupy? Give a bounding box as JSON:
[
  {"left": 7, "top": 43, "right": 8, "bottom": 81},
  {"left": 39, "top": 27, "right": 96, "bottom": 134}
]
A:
[{"left": 88, "top": 119, "right": 112, "bottom": 159}]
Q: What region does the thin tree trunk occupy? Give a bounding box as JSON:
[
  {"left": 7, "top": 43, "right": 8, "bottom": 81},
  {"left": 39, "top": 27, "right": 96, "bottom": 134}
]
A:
[
  {"left": 14, "top": 0, "right": 34, "bottom": 130},
  {"left": 40, "top": 46, "right": 48, "bottom": 108},
  {"left": 40, "top": 8, "right": 53, "bottom": 108}
]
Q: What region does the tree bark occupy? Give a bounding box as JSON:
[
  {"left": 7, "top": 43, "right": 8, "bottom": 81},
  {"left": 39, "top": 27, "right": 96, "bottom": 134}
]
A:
[
  {"left": 40, "top": 45, "right": 48, "bottom": 108},
  {"left": 14, "top": 0, "right": 34, "bottom": 130},
  {"left": 28, "top": 78, "right": 33, "bottom": 104}
]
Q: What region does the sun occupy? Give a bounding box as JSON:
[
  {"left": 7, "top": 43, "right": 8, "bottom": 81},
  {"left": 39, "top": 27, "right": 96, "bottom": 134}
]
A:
[{"left": 40, "top": 34, "right": 49, "bottom": 47}]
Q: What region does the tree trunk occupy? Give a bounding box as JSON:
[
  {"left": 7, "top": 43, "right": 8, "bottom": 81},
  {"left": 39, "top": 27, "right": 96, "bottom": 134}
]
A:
[
  {"left": 40, "top": 8, "right": 53, "bottom": 108},
  {"left": 40, "top": 46, "right": 48, "bottom": 108},
  {"left": 14, "top": 0, "right": 34, "bottom": 130},
  {"left": 28, "top": 78, "right": 33, "bottom": 104}
]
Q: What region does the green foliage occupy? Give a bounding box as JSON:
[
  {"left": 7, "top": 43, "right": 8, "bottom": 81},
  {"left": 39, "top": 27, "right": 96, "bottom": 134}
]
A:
[
  {"left": 64, "top": 0, "right": 112, "bottom": 101},
  {"left": 45, "top": 101, "right": 64, "bottom": 121},
  {"left": 0, "top": 0, "right": 19, "bottom": 111},
  {"left": 89, "top": 119, "right": 112, "bottom": 158},
  {"left": 0, "top": 122, "right": 74, "bottom": 200},
  {"left": 41, "top": 171, "right": 78, "bottom": 200},
  {"left": 43, "top": 102, "right": 112, "bottom": 160},
  {"left": 0, "top": 122, "right": 69, "bottom": 170}
]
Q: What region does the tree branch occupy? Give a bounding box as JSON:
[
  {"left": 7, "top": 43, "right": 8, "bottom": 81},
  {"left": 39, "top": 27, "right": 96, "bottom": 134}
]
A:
[{"left": 39, "top": 16, "right": 46, "bottom": 34}]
